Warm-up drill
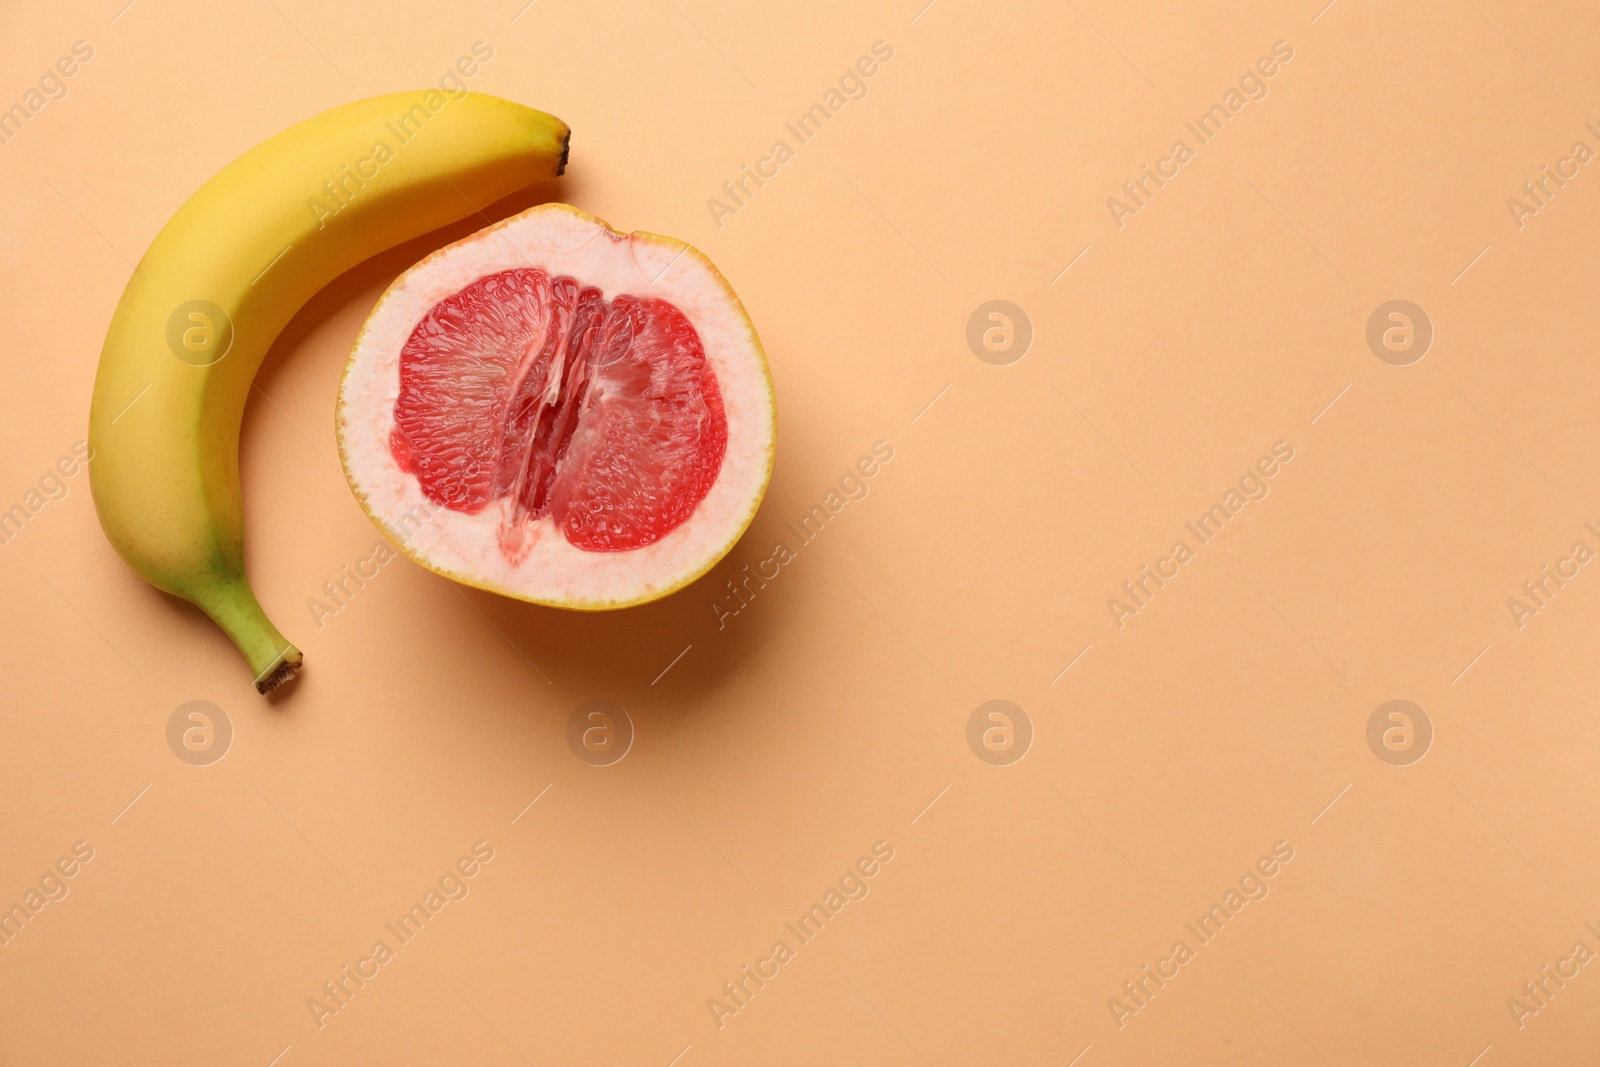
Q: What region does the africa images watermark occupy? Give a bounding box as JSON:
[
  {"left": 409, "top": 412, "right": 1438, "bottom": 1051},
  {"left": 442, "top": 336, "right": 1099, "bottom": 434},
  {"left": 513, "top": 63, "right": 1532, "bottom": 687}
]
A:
[
  {"left": 705, "top": 841, "right": 895, "bottom": 1029},
  {"left": 0, "top": 841, "right": 96, "bottom": 949},
  {"left": 0, "top": 39, "right": 94, "bottom": 147},
  {"left": 1504, "top": 520, "right": 1600, "bottom": 630},
  {"left": 1505, "top": 120, "right": 1600, "bottom": 231},
  {"left": 1107, "top": 840, "right": 1295, "bottom": 1029},
  {"left": 305, "top": 841, "right": 496, "bottom": 1029},
  {"left": 0, "top": 439, "right": 93, "bottom": 548},
  {"left": 1106, "top": 40, "right": 1295, "bottom": 229},
  {"left": 711, "top": 440, "right": 894, "bottom": 629},
  {"left": 706, "top": 40, "right": 896, "bottom": 229},
  {"left": 306, "top": 500, "right": 439, "bottom": 628},
  {"left": 305, "top": 41, "right": 496, "bottom": 231},
  {"left": 1106, "top": 441, "right": 1295, "bottom": 628},
  {"left": 1506, "top": 920, "right": 1600, "bottom": 1031}
]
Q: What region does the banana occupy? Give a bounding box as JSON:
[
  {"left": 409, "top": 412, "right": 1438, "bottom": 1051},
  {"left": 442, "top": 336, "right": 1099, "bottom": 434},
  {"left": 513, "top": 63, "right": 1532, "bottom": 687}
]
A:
[{"left": 88, "top": 91, "right": 570, "bottom": 693}]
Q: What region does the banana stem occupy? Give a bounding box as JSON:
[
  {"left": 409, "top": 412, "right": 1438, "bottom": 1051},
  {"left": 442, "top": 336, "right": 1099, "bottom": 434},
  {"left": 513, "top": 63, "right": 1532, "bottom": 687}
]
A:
[{"left": 195, "top": 580, "right": 303, "bottom": 693}]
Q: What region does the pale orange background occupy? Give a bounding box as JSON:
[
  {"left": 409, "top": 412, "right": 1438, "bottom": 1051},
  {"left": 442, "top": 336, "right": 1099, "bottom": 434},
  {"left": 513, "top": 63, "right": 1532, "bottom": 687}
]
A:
[{"left": 4, "top": 0, "right": 1600, "bottom": 1064}]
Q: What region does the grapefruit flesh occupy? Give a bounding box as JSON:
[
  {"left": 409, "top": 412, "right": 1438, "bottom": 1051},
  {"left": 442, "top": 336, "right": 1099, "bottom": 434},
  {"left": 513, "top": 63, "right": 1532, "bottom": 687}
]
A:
[
  {"left": 389, "top": 269, "right": 729, "bottom": 556},
  {"left": 338, "top": 203, "right": 775, "bottom": 609}
]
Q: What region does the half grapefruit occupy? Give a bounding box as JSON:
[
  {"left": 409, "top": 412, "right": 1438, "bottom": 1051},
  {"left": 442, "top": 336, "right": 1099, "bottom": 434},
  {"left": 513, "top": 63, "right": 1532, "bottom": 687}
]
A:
[{"left": 337, "top": 204, "right": 775, "bottom": 609}]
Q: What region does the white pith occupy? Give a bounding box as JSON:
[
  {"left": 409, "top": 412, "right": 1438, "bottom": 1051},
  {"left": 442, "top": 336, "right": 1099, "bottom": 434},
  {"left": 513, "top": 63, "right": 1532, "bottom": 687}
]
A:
[{"left": 337, "top": 204, "right": 775, "bottom": 609}]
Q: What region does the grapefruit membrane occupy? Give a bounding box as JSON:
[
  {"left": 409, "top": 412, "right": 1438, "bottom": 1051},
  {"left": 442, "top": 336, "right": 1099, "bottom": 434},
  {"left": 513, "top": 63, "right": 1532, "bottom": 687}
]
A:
[{"left": 337, "top": 204, "right": 775, "bottom": 608}]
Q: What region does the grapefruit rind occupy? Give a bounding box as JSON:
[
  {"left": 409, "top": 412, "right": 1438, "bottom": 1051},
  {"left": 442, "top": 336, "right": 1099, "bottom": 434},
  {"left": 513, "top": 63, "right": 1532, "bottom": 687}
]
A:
[{"left": 335, "top": 203, "right": 776, "bottom": 610}]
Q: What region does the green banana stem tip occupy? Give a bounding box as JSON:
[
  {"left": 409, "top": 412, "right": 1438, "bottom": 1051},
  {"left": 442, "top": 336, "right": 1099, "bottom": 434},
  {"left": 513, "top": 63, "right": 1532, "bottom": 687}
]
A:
[{"left": 195, "top": 579, "right": 303, "bottom": 694}]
